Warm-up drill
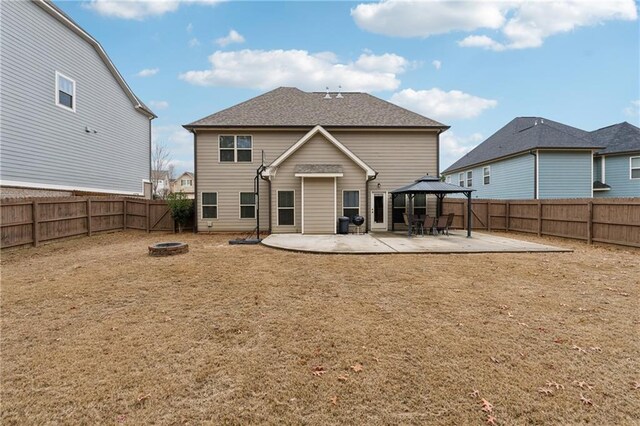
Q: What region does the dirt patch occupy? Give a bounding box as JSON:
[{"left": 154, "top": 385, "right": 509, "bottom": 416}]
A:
[{"left": 1, "top": 232, "right": 639, "bottom": 424}]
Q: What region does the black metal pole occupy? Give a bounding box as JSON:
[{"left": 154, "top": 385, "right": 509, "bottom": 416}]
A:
[{"left": 467, "top": 191, "right": 472, "bottom": 238}]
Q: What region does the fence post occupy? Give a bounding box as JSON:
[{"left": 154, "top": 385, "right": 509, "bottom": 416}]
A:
[
  {"left": 537, "top": 200, "right": 542, "bottom": 237},
  {"left": 587, "top": 201, "right": 593, "bottom": 244},
  {"left": 87, "top": 198, "right": 92, "bottom": 237},
  {"left": 506, "top": 202, "right": 510, "bottom": 231},
  {"left": 146, "top": 201, "right": 151, "bottom": 233},
  {"left": 487, "top": 201, "right": 491, "bottom": 232},
  {"left": 32, "top": 201, "right": 39, "bottom": 247},
  {"left": 123, "top": 199, "right": 127, "bottom": 230}
]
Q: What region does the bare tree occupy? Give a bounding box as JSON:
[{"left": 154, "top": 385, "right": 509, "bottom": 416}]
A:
[{"left": 151, "top": 142, "right": 173, "bottom": 199}]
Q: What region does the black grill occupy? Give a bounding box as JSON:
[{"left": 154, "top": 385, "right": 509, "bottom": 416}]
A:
[{"left": 353, "top": 215, "right": 365, "bottom": 226}]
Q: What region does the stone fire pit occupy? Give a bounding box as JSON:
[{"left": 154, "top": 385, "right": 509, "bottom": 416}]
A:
[{"left": 148, "top": 242, "right": 189, "bottom": 256}]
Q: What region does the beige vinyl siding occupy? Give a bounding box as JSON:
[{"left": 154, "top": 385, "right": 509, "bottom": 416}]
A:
[
  {"left": 270, "top": 133, "right": 366, "bottom": 233},
  {"left": 330, "top": 130, "right": 439, "bottom": 224},
  {"left": 302, "top": 178, "right": 335, "bottom": 234},
  {"left": 195, "top": 128, "right": 438, "bottom": 232}
]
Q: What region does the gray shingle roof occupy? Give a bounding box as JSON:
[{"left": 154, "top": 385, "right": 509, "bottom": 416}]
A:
[
  {"left": 184, "top": 87, "right": 447, "bottom": 128},
  {"left": 589, "top": 122, "right": 640, "bottom": 155},
  {"left": 443, "top": 117, "right": 604, "bottom": 174},
  {"left": 392, "top": 175, "right": 474, "bottom": 194},
  {"left": 294, "top": 164, "right": 343, "bottom": 174}
]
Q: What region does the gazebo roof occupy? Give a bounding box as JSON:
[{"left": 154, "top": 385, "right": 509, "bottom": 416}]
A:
[{"left": 391, "top": 175, "right": 475, "bottom": 194}]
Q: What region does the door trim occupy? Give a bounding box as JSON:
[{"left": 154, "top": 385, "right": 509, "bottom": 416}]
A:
[{"left": 370, "top": 191, "right": 387, "bottom": 231}]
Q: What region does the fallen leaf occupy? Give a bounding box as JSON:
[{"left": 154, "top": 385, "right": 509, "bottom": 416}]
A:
[
  {"left": 337, "top": 374, "right": 349, "bottom": 382},
  {"left": 481, "top": 398, "right": 493, "bottom": 413},
  {"left": 573, "top": 381, "right": 594, "bottom": 390},
  {"left": 490, "top": 356, "right": 500, "bottom": 364},
  {"left": 572, "top": 345, "right": 587, "bottom": 354},
  {"left": 487, "top": 415, "right": 498, "bottom": 425},
  {"left": 137, "top": 394, "right": 150, "bottom": 403},
  {"left": 538, "top": 387, "right": 554, "bottom": 395},
  {"left": 330, "top": 395, "right": 338, "bottom": 405},
  {"left": 372, "top": 356, "right": 380, "bottom": 363},
  {"left": 553, "top": 338, "right": 566, "bottom": 344},
  {"left": 312, "top": 365, "right": 326, "bottom": 377},
  {"left": 633, "top": 381, "right": 640, "bottom": 390},
  {"left": 546, "top": 381, "right": 564, "bottom": 389},
  {"left": 580, "top": 393, "right": 593, "bottom": 406},
  {"left": 590, "top": 347, "right": 602, "bottom": 352},
  {"left": 351, "top": 363, "right": 363, "bottom": 373},
  {"left": 470, "top": 389, "right": 480, "bottom": 398},
  {"left": 498, "top": 304, "right": 508, "bottom": 310}
]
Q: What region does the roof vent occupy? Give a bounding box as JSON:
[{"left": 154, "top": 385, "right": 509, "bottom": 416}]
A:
[
  {"left": 540, "top": 118, "right": 544, "bottom": 124},
  {"left": 534, "top": 120, "right": 538, "bottom": 126},
  {"left": 324, "top": 87, "right": 331, "bottom": 99},
  {"left": 336, "top": 85, "right": 343, "bottom": 99}
]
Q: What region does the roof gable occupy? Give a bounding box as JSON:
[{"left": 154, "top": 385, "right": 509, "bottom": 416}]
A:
[
  {"left": 35, "top": 0, "right": 155, "bottom": 119},
  {"left": 265, "top": 125, "right": 376, "bottom": 177},
  {"left": 443, "top": 117, "right": 603, "bottom": 173},
  {"left": 184, "top": 87, "right": 447, "bottom": 128}
]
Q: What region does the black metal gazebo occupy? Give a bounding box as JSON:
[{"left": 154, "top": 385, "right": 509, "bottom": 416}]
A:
[{"left": 390, "top": 175, "right": 475, "bottom": 237}]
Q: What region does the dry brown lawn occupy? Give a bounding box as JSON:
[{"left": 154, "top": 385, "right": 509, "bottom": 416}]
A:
[{"left": 1, "top": 231, "right": 639, "bottom": 425}]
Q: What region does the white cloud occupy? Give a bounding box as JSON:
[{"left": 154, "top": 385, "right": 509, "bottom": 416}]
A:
[
  {"left": 149, "top": 100, "right": 169, "bottom": 110},
  {"left": 624, "top": 99, "right": 640, "bottom": 118},
  {"left": 215, "top": 29, "right": 246, "bottom": 47},
  {"left": 440, "top": 131, "right": 484, "bottom": 170},
  {"left": 352, "top": 0, "right": 637, "bottom": 51},
  {"left": 179, "top": 49, "right": 409, "bottom": 92},
  {"left": 136, "top": 68, "right": 159, "bottom": 77},
  {"left": 189, "top": 37, "right": 201, "bottom": 47},
  {"left": 389, "top": 88, "right": 497, "bottom": 121},
  {"left": 432, "top": 60, "right": 442, "bottom": 70},
  {"left": 85, "top": 0, "right": 222, "bottom": 20}
]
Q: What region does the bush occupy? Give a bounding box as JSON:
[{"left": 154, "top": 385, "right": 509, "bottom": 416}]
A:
[{"left": 166, "top": 192, "right": 193, "bottom": 233}]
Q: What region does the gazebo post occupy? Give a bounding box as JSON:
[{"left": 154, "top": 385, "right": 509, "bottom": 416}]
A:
[
  {"left": 391, "top": 193, "right": 396, "bottom": 232},
  {"left": 466, "top": 191, "right": 472, "bottom": 238}
]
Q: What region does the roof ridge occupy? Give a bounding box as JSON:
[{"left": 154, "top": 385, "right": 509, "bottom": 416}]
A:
[{"left": 538, "top": 121, "right": 595, "bottom": 146}]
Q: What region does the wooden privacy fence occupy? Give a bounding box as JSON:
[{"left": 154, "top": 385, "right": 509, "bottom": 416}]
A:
[
  {"left": 1, "top": 197, "right": 192, "bottom": 249},
  {"left": 442, "top": 198, "right": 640, "bottom": 248}
]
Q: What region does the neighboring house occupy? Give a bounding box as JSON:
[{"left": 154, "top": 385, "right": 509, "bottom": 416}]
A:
[
  {"left": 443, "top": 117, "right": 639, "bottom": 199},
  {"left": 171, "top": 172, "right": 195, "bottom": 199},
  {"left": 183, "top": 87, "right": 448, "bottom": 234},
  {"left": 590, "top": 122, "right": 640, "bottom": 198},
  {"left": 0, "top": 0, "right": 156, "bottom": 199},
  {"left": 151, "top": 170, "right": 171, "bottom": 199}
]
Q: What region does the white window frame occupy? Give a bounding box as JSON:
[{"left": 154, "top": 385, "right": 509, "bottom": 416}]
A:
[
  {"left": 458, "top": 172, "right": 465, "bottom": 187},
  {"left": 466, "top": 170, "right": 473, "bottom": 187},
  {"left": 342, "top": 190, "right": 360, "bottom": 222},
  {"left": 181, "top": 179, "right": 192, "bottom": 187},
  {"left": 239, "top": 191, "right": 256, "bottom": 219},
  {"left": 277, "top": 190, "right": 295, "bottom": 226},
  {"left": 483, "top": 166, "right": 491, "bottom": 185},
  {"left": 55, "top": 71, "right": 76, "bottom": 112},
  {"left": 219, "top": 135, "right": 253, "bottom": 163},
  {"left": 631, "top": 156, "right": 640, "bottom": 180},
  {"left": 201, "top": 192, "right": 218, "bottom": 219}
]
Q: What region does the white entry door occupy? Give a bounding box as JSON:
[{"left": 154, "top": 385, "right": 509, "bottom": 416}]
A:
[{"left": 370, "top": 192, "right": 387, "bottom": 231}]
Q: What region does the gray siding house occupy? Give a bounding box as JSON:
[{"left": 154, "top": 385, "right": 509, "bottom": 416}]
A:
[
  {"left": 0, "top": 0, "right": 156, "bottom": 198},
  {"left": 184, "top": 87, "right": 448, "bottom": 234},
  {"left": 443, "top": 117, "right": 639, "bottom": 199}
]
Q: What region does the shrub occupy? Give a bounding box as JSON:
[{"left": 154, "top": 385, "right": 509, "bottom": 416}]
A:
[{"left": 166, "top": 192, "right": 193, "bottom": 233}]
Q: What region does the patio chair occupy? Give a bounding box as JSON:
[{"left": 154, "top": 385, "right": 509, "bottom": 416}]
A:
[
  {"left": 402, "top": 213, "right": 418, "bottom": 236},
  {"left": 422, "top": 215, "right": 437, "bottom": 236},
  {"left": 435, "top": 215, "right": 449, "bottom": 236},
  {"left": 445, "top": 213, "right": 455, "bottom": 235}
]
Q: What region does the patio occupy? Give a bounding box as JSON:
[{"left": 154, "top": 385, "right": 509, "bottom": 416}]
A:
[{"left": 261, "top": 231, "right": 571, "bottom": 254}]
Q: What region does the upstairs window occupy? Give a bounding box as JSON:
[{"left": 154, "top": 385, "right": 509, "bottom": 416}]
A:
[
  {"left": 483, "top": 166, "right": 491, "bottom": 185},
  {"left": 181, "top": 179, "right": 192, "bottom": 187},
  {"left": 55, "top": 71, "right": 75, "bottom": 112},
  {"left": 466, "top": 170, "right": 473, "bottom": 187},
  {"left": 631, "top": 157, "right": 640, "bottom": 179},
  {"left": 219, "top": 135, "right": 252, "bottom": 162},
  {"left": 458, "top": 173, "right": 465, "bottom": 187}
]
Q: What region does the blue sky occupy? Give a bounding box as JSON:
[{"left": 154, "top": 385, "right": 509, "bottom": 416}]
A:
[{"left": 56, "top": 0, "right": 640, "bottom": 174}]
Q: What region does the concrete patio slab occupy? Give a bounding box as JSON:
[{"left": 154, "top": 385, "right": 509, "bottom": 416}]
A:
[{"left": 261, "top": 231, "right": 571, "bottom": 254}]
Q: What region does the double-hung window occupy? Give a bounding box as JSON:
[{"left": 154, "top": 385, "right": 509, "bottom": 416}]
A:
[
  {"left": 277, "top": 191, "right": 294, "bottom": 225},
  {"left": 343, "top": 191, "right": 359, "bottom": 223},
  {"left": 202, "top": 192, "right": 218, "bottom": 219},
  {"left": 240, "top": 192, "right": 256, "bottom": 219},
  {"left": 181, "top": 179, "right": 192, "bottom": 187},
  {"left": 55, "top": 71, "right": 75, "bottom": 111},
  {"left": 483, "top": 166, "right": 491, "bottom": 185},
  {"left": 393, "top": 194, "right": 406, "bottom": 223},
  {"left": 219, "top": 135, "right": 252, "bottom": 162},
  {"left": 466, "top": 171, "right": 473, "bottom": 187},
  {"left": 458, "top": 173, "right": 465, "bottom": 187},
  {"left": 631, "top": 157, "right": 640, "bottom": 179},
  {"left": 414, "top": 194, "right": 427, "bottom": 217}
]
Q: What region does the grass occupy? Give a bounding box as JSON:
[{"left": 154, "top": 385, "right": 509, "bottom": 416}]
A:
[{"left": 1, "top": 231, "right": 639, "bottom": 424}]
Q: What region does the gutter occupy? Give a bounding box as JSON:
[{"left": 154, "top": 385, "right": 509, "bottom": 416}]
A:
[
  {"left": 365, "top": 172, "right": 379, "bottom": 233},
  {"left": 258, "top": 166, "right": 272, "bottom": 233}
]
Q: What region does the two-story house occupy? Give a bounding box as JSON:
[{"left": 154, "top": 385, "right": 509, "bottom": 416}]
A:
[
  {"left": 443, "top": 117, "right": 639, "bottom": 199},
  {"left": 171, "top": 172, "right": 195, "bottom": 199},
  {"left": 0, "top": 0, "right": 156, "bottom": 199},
  {"left": 183, "top": 87, "right": 448, "bottom": 234}
]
